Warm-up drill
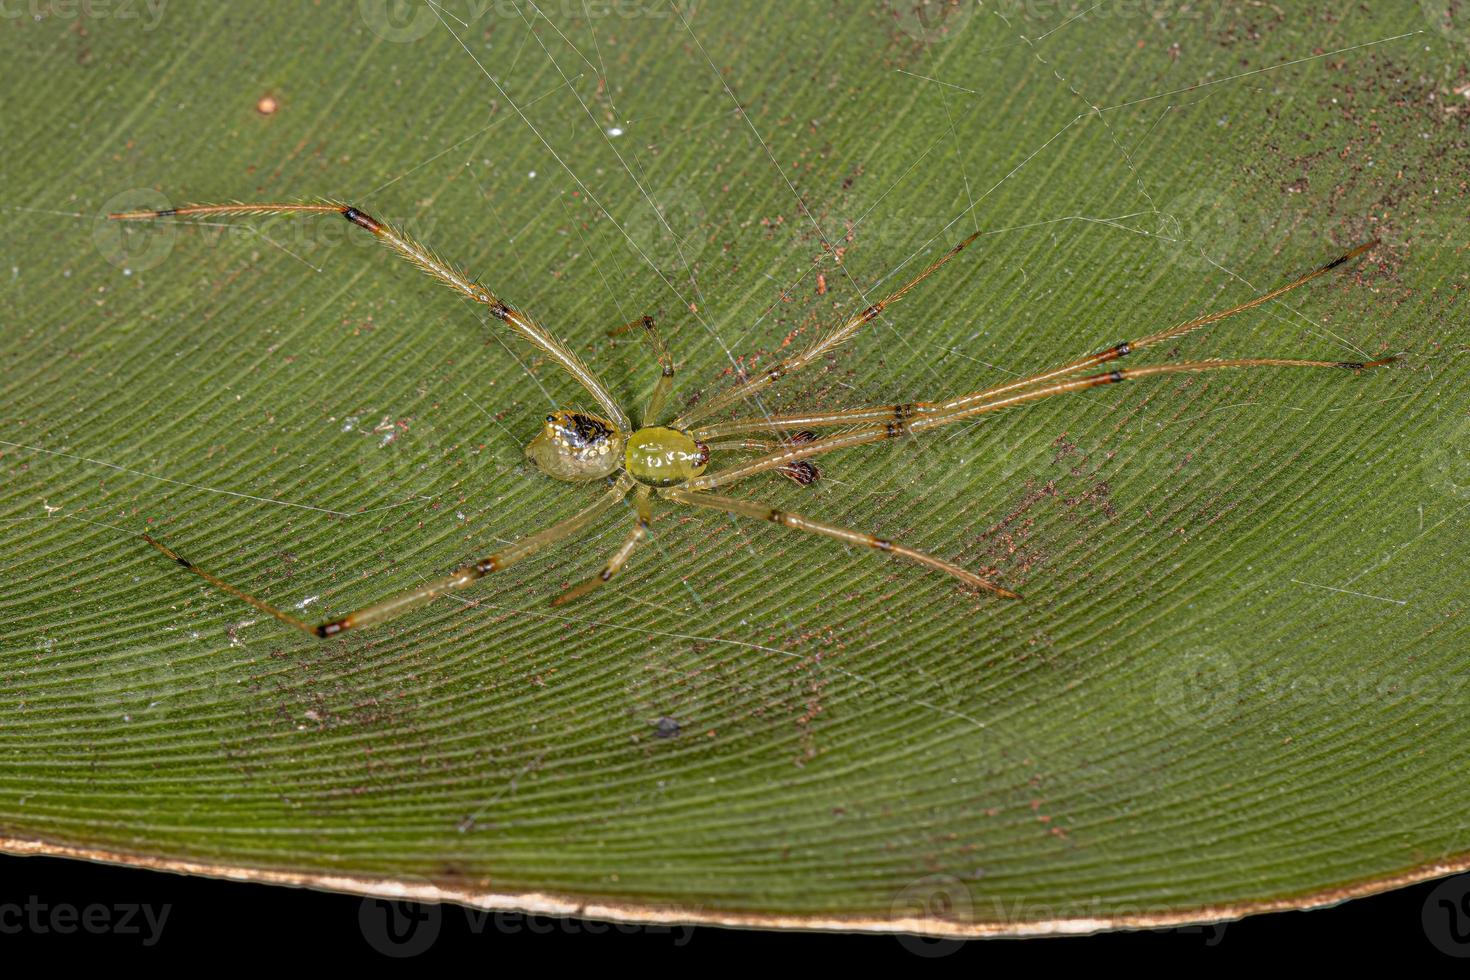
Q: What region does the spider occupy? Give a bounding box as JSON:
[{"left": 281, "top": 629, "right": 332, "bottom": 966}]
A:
[{"left": 110, "top": 200, "right": 1394, "bottom": 638}]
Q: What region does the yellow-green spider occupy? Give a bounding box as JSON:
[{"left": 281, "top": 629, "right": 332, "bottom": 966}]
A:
[{"left": 111, "top": 201, "right": 1394, "bottom": 637}]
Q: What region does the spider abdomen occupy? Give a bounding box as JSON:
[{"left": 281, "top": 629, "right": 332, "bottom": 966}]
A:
[
  {"left": 625, "top": 426, "right": 709, "bottom": 487},
  {"left": 526, "top": 409, "right": 626, "bottom": 482}
]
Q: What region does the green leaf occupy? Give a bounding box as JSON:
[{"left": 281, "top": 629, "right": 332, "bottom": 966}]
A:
[{"left": 2, "top": 1, "right": 1467, "bottom": 935}]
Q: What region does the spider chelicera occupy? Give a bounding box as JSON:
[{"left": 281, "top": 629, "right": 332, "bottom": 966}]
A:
[{"left": 110, "top": 201, "right": 1394, "bottom": 638}]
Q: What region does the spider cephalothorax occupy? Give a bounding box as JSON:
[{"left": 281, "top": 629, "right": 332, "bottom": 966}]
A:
[
  {"left": 623, "top": 426, "right": 709, "bottom": 487},
  {"left": 111, "top": 200, "right": 1393, "bottom": 638}
]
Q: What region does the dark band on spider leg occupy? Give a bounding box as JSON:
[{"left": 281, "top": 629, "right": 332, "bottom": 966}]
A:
[
  {"left": 1108, "top": 370, "right": 1125, "bottom": 383},
  {"left": 1321, "top": 239, "right": 1378, "bottom": 271},
  {"left": 885, "top": 421, "right": 910, "bottom": 439},
  {"left": 340, "top": 206, "right": 383, "bottom": 234},
  {"left": 141, "top": 533, "right": 189, "bottom": 567},
  {"left": 860, "top": 303, "right": 885, "bottom": 322},
  {"left": 1337, "top": 356, "right": 1396, "bottom": 371},
  {"left": 475, "top": 557, "right": 503, "bottom": 576},
  {"left": 872, "top": 538, "right": 894, "bottom": 551},
  {"left": 489, "top": 301, "right": 512, "bottom": 321},
  {"left": 766, "top": 509, "right": 786, "bottom": 524},
  {"left": 1323, "top": 253, "right": 1352, "bottom": 272},
  {"left": 110, "top": 208, "right": 178, "bottom": 219}
]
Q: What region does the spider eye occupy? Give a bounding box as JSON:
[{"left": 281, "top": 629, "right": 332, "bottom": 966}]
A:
[{"left": 545, "top": 414, "right": 557, "bottom": 425}]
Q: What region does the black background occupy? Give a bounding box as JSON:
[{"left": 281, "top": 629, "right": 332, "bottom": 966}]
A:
[{"left": 3, "top": 854, "right": 1467, "bottom": 965}]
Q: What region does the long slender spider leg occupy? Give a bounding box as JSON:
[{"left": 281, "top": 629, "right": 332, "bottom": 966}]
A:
[
  {"left": 662, "top": 488, "right": 1018, "bottom": 598},
  {"left": 690, "top": 240, "right": 1383, "bottom": 441},
  {"left": 704, "top": 433, "right": 821, "bottom": 485},
  {"left": 1127, "top": 239, "right": 1380, "bottom": 356},
  {"left": 109, "top": 201, "right": 629, "bottom": 430},
  {"left": 550, "top": 486, "right": 654, "bottom": 606},
  {"left": 682, "top": 356, "right": 1397, "bottom": 492},
  {"left": 703, "top": 438, "right": 788, "bottom": 452},
  {"left": 672, "top": 227, "right": 990, "bottom": 428},
  {"left": 143, "top": 477, "right": 633, "bottom": 637},
  {"left": 610, "top": 315, "right": 674, "bottom": 426}
]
